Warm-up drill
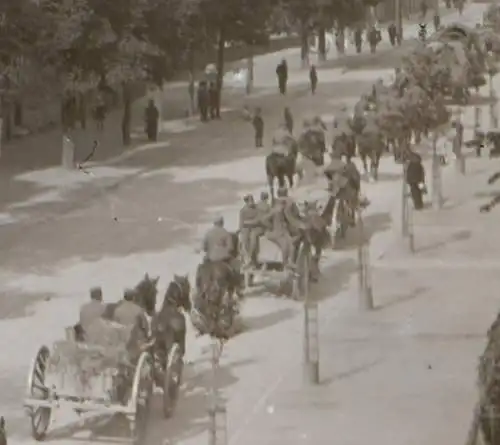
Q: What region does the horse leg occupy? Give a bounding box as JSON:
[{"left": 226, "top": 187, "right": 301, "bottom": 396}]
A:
[
  {"left": 360, "top": 154, "right": 369, "bottom": 176},
  {"left": 267, "top": 175, "right": 275, "bottom": 201}
]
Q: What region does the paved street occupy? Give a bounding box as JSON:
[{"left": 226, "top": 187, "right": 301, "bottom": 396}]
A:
[{"left": 0, "top": 3, "right": 494, "bottom": 445}]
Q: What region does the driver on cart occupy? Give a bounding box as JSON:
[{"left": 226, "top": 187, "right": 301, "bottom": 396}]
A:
[
  {"left": 114, "top": 289, "right": 150, "bottom": 356},
  {"left": 200, "top": 215, "right": 243, "bottom": 298},
  {"left": 262, "top": 187, "right": 306, "bottom": 272},
  {"left": 76, "top": 287, "right": 105, "bottom": 341}
]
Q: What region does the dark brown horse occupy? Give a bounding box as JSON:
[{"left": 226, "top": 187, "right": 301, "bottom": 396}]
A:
[
  {"left": 192, "top": 234, "right": 241, "bottom": 339},
  {"left": 265, "top": 141, "right": 299, "bottom": 200},
  {"left": 153, "top": 274, "right": 191, "bottom": 358}
]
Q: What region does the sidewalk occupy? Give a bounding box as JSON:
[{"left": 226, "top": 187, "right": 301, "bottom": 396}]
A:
[
  {"left": 0, "top": 0, "right": 472, "bottom": 173},
  {"left": 229, "top": 157, "right": 498, "bottom": 445}
]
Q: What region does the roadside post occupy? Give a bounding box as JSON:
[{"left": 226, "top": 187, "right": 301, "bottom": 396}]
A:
[
  {"left": 401, "top": 161, "right": 415, "bottom": 252},
  {"left": 303, "top": 251, "right": 319, "bottom": 384},
  {"left": 431, "top": 132, "right": 444, "bottom": 209},
  {"left": 357, "top": 208, "right": 374, "bottom": 310},
  {"left": 208, "top": 340, "right": 227, "bottom": 445}
]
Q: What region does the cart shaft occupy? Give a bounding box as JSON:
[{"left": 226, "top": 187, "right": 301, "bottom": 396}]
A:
[{"left": 24, "top": 398, "right": 135, "bottom": 415}]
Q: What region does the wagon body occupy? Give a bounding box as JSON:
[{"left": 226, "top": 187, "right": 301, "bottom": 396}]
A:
[{"left": 23, "top": 320, "right": 153, "bottom": 444}]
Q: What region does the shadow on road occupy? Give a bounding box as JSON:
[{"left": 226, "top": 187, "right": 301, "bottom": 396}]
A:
[
  {"left": 242, "top": 307, "right": 296, "bottom": 334},
  {"left": 334, "top": 211, "right": 392, "bottom": 251},
  {"left": 374, "top": 285, "right": 429, "bottom": 311}
]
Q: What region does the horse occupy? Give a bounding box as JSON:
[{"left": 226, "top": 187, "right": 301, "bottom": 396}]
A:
[
  {"left": 153, "top": 274, "right": 191, "bottom": 359},
  {"left": 265, "top": 140, "right": 299, "bottom": 200},
  {"left": 357, "top": 133, "right": 385, "bottom": 181},
  {"left": 301, "top": 202, "right": 332, "bottom": 280},
  {"left": 192, "top": 233, "right": 241, "bottom": 339},
  {"left": 298, "top": 126, "right": 326, "bottom": 166},
  {"left": 102, "top": 273, "right": 159, "bottom": 320},
  {"left": 320, "top": 179, "right": 359, "bottom": 241}
]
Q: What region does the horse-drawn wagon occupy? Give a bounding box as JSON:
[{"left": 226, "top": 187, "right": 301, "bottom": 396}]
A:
[
  {"left": 23, "top": 320, "right": 152, "bottom": 444},
  {"left": 241, "top": 232, "right": 313, "bottom": 299}
]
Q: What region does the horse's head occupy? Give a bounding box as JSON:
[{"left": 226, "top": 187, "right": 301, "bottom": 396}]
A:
[
  {"left": 134, "top": 273, "right": 159, "bottom": 316},
  {"left": 303, "top": 200, "right": 332, "bottom": 249},
  {"left": 170, "top": 274, "right": 191, "bottom": 312}
]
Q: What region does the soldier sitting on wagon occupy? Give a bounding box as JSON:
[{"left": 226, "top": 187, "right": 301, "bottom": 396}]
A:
[
  {"left": 261, "top": 187, "right": 306, "bottom": 272},
  {"left": 76, "top": 287, "right": 105, "bottom": 341},
  {"left": 114, "top": 289, "right": 150, "bottom": 358}
]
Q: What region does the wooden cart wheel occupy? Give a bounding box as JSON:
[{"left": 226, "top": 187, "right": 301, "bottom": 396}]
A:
[
  {"left": 293, "top": 243, "right": 311, "bottom": 300},
  {"left": 162, "top": 343, "right": 183, "bottom": 418},
  {"left": 26, "top": 346, "right": 52, "bottom": 441},
  {"left": 129, "top": 351, "right": 153, "bottom": 445}
]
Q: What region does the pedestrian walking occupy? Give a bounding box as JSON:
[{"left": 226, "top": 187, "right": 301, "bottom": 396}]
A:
[
  {"left": 406, "top": 151, "right": 426, "bottom": 210},
  {"left": 252, "top": 107, "right": 264, "bottom": 148},
  {"left": 276, "top": 59, "right": 288, "bottom": 95},
  {"left": 309, "top": 65, "right": 318, "bottom": 94},
  {"left": 197, "top": 81, "right": 209, "bottom": 122},
  {"left": 144, "top": 99, "right": 159, "bottom": 142},
  {"left": 284, "top": 107, "right": 293, "bottom": 134},
  {"left": 93, "top": 95, "right": 106, "bottom": 131}
]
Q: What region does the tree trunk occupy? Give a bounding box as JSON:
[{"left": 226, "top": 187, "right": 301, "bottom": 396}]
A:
[
  {"left": 318, "top": 24, "right": 327, "bottom": 62},
  {"left": 14, "top": 99, "right": 22, "bottom": 127},
  {"left": 215, "top": 27, "right": 225, "bottom": 118},
  {"left": 188, "top": 47, "right": 196, "bottom": 116},
  {"left": 122, "top": 83, "right": 132, "bottom": 146},
  {"left": 336, "top": 27, "right": 346, "bottom": 56},
  {"left": 300, "top": 21, "right": 310, "bottom": 68},
  {"left": 246, "top": 46, "right": 254, "bottom": 95}
]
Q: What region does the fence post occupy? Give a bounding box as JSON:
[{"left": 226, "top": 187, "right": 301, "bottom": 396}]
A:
[
  {"left": 208, "top": 340, "right": 227, "bottom": 445},
  {"left": 303, "top": 299, "right": 319, "bottom": 384},
  {"left": 357, "top": 209, "right": 374, "bottom": 310}
]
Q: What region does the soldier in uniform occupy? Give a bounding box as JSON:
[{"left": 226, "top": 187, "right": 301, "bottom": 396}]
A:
[
  {"left": 77, "top": 287, "right": 105, "bottom": 340},
  {"left": 263, "top": 187, "right": 305, "bottom": 271},
  {"left": 239, "top": 195, "right": 260, "bottom": 266},
  {"left": 113, "top": 289, "right": 150, "bottom": 357},
  {"left": 201, "top": 216, "right": 242, "bottom": 295}
]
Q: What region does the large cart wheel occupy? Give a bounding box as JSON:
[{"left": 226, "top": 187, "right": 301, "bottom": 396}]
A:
[
  {"left": 162, "top": 343, "right": 184, "bottom": 418},
  {"left": 293, "top": 243, "right": 311, "bottom": 300},
  {"left": 129, "top": 351, "right": 153, "bottom": 445},
  {"left": 26, "top": 346, "right": 52, "bottom": 441}
]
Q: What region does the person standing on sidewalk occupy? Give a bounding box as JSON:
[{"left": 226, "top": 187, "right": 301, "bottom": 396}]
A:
[
  {"left": 252, "top": 107, "right": 264, "bottom": 148},
  {"left": 388, "top": 22, "right": 397, "bottom": 47},
  {"left": 144, "top": 99, "right": 159, "bottom": 142},
  {"left": 197, "top": 81, "right": 209, "bottom": 122},
  {"left": 276, "top": 59, "right": 288, "bottom": 95},
  {"left": 284, "top": 107, "right": 294, "bottom": 134},
  {"left": 354, "top": 28, "right": 363, "bottom": 53},
  {"left": 309, "top": 65, "right": 318, "bottom": 94},
  {"left": 406, "top": 151, "right": 426, "bottom": 210}
]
